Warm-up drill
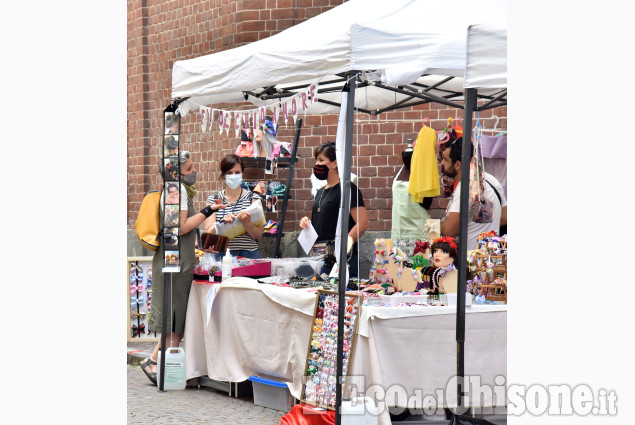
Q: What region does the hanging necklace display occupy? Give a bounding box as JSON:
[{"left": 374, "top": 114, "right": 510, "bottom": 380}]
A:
[{"left": 163, "top": 106, "right": 181, "bottom": 273}]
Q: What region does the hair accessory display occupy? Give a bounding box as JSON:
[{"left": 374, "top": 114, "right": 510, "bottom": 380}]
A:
[{"left": 301, "top": 290, "right": 362, "bottom": 410}]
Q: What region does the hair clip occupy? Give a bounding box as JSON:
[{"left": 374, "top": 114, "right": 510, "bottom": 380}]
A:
[{"left": 131, "top": 323, "right": 145, "bottom": 337}]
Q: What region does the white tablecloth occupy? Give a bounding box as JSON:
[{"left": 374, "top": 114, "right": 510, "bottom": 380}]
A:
[{"left": 183, "top": 277, "right": 506, "bottom": 425}]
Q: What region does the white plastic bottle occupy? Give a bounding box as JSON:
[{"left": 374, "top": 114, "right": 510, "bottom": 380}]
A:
[
  {"left": 156, "top": 347, "right": 186, "bottom": 391},
  {"left": 222, "top": 248, "right": 233, "bottom": 282}
]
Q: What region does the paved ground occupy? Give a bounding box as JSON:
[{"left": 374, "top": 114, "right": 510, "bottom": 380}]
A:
[{"left": 127, "top": 341, "right": 286, "bottom": 425}]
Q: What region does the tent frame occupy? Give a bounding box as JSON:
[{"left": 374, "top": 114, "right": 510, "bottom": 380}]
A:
[{"left": 168, "top": 78, "right": 505, "bottom": 422}]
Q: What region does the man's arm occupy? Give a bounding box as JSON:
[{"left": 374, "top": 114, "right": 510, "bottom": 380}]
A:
[{"left": 440, "top": 212, "right": 460, "bottom": 237}]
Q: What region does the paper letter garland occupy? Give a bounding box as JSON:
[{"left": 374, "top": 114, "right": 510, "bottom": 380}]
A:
[
  {"left": 282, "top": 102, "right": 288, "bottom": 126},
  {"left": 234, "top": 113, "right": 241, "bottom": 138},
  {"left": 272, "top": 105, "right": 279, "bottom": 130},
  {"left": 200, "top": 107, "right": 208, "bottom": 132},
  {"left": 196, "top": 80, "right": 319, "bottom": 133},
  {"left": 291, "top": 98, "right": 298, "bottom": 125},
  {"left": 218, "top": 110, "right": 225, "bottom": 135},
  {"left": 224, "top": 111, "right": 231, "bottom": 136}
]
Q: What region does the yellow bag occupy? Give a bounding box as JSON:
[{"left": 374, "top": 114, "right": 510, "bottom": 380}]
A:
[{"left": 135, "top": 191, "right": 161, "bottom": 251}]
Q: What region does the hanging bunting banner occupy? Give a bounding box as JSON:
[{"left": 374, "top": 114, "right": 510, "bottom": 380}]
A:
[
  {"left": 225, "top": 111, "right": 232, "bottom": 136},
  {"left": 282, "top": 102, "right": 288, "bottom": 127},
  {"left": 301, "top": 91, "right": 309, "bottom": 115},
  {"left": 290, "top": 97, "right": 298, "bottom": 125},
  {"left": 272, "top": 105, "right": 279, "bottom": 130},
  {"left": 189, "top": 79, "right": 320, "bottom": 130},
  {"left": 309, "top": 82, "right": 319, "bottom": 104},
  {"left": 259, "top": 106, "right": 266, "bottom": 126},
  {"left": 234, "top": 113, "right": 242, "bottom": 138},
  {"left": 243, "top": 111, "right": 250, "bottom": 130},
  {"left": 217, "top": 110, "right": 225, "bottom": 135},
  {"left": 200, "top": 107, "right": 208, "bottom": 132}
]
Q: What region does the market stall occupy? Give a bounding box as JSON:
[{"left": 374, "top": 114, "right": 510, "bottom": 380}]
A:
[
  {"left": 183, "top": 277, "right": 506, "bottom": 425},
  {"left": 162, "top": 0, "right": 508, "bottom": 421}
]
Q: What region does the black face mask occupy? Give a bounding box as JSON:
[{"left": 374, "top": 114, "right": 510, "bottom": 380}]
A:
[{"left": 313, "top": 164, "right": 329, "bottom": 180}]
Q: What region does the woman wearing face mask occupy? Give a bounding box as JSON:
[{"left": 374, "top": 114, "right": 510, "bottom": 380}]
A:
[
  {"left": 203, "top": 154, "right": 264, "bottom": 259},
  {"left": 299, "top": 141, "right": 369, "bottom": 278},
  {"left": 140, "top": 151, "right": 229, "bottom": 385}
]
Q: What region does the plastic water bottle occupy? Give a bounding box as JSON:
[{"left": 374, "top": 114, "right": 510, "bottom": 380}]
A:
[
  {"left": 156, "top": 347, "right": 186, "bottom": 390},
  {"left": 222, "top": 248, "right": 233, "bottom": 282}
]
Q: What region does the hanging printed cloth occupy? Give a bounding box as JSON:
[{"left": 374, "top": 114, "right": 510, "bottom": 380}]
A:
[
  {"left": 468, "top": 125, "right": 494, "bottom": 223},
  {"left": 408, "top": 124, "right": 440, "bottom": 202}
]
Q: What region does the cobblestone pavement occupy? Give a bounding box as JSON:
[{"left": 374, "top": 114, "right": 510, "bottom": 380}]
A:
[{"left": 127, "top": 365, "right": 286, "bottom": 425}]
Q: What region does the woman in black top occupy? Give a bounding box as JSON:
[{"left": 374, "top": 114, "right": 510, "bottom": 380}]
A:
[{"left": 299, "top": 141, "right": 369, "bottom": 278}]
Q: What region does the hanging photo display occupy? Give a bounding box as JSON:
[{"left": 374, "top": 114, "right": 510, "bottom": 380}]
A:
[
  {"left": 164, "top": 135, "right": 179, "bottom": 156},
  {"left": 163, "top": 108, "right": 181, "bottom": 270},
  {"left": 163, "top": 227, "right": 179, "bottom": 250},
  {"left": 301, "top": 290, "right": 362, "bottom": 410}
]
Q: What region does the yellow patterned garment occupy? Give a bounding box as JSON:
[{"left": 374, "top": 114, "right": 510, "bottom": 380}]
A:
[{"left": 408, "top": 125, "right": 440, "bottom": 202}]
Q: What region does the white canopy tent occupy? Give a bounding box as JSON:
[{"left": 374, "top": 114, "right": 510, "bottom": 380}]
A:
[
  {"left": 172, "top": 0, "right": 506, "bottom": 116},
  {"left": 169, "top": 0, "right": 507, "bottom": 422}
]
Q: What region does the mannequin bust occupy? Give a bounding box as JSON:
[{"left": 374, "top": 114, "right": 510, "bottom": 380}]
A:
[{"left": 419, "top": 237, "right": 458, "bottom": 294}]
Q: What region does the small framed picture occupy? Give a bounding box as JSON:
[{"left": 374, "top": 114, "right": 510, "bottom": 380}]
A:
[
  {"left": 164, "top": 157, "right": 179, "bottom": 181},
  {"left": 164, "top": 251, "right": 180, "bottom": 266},
  {"left": 164, "top": 204, "right": 179, "bottom": 227},
  {"left": 164, "top": 135, "right": 179, "bottom": 156},
  {"left": 165, "top": 112, "right": 180, "bottom": 135},
  {"left": 165, "top": 182, "right": 180, "bottom": 205},
  {"left": 266, "top": 195, "right": 277, "bottom": 212},
  {"left": 163, "top": 228, "right": 179, "bottom": 250}
]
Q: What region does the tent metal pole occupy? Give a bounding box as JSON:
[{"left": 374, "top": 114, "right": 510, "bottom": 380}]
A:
[
  {"left": 455, "top": 88, "right": 477, "bottom": 416},
  {"left": 475, "top": 101, "right": 507, "bottom": 112},
  {"left": 475, "top": 90, "right": 507, "bottom": 111},
  {"left": 335, "top": 70, "right": 358, "bottom": 425},
  {"left": 274, "top": 118, "right": 302, "bottom": 258},
  {"left": 158, "top": 273, "right": 170, "bottom": 392},
  {"left": 372, "top": 81, "right": 465, "bottom": 109}
]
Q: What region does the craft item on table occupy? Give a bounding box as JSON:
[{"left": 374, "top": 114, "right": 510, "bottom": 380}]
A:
[
  {"left": 425, "top": 219, "right": 441, "bottom": 241},
  {"left": 201, "top": 233, "right": 229, "bottom": 254}
]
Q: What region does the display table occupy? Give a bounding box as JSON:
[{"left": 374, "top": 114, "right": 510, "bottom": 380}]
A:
[{"left": 183, "top": 277, "right": 506, "bottom": 425}]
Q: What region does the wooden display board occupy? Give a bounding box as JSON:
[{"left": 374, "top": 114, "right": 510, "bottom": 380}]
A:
[
  {"left": 300, "top": 290, "right": 362, "bottom": 410},
  {"left": 127, "top": 256, "right": 160, "bottom": 342},
  {"left": 472, "top": 253, "right": 507, "bottom": 303}
]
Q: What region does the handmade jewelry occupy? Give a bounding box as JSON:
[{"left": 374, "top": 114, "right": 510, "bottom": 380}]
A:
[{"left": 316, "top": 185, "right": 334, "bottom": 213}]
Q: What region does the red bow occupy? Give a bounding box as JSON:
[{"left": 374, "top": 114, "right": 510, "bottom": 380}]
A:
[
  {"left": 434, "top": 236, "right": 458, "bottom": 250},
  {"left": 131, "top": 323, "right": 145, "bottom": 338},
  {"left": 413, "top": 240, "right": 430, "bottom": 255}
]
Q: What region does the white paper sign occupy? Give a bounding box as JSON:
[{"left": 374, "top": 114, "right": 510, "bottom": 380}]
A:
[{"left": 298, "top": 225, "right": 319, "bottom": 256}]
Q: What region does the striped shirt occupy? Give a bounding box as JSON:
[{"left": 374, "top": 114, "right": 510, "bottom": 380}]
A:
[{"left": 206, "top": 189, "right": 262, "bottom": 252}]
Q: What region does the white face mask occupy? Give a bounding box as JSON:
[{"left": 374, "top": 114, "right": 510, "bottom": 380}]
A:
[{"left": 225, "top": 173, "right": 243, "bottom": 189}]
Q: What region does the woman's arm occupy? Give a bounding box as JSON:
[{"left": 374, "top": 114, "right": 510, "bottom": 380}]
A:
[
  {"left": 348, "top": 206, "right": 369, "bottom": 242},
  {"left": 180, "top": 209, "right": 209, "bottom": 235},
  {"left": 237, "top": 200, "right": 264, "bottom": 240},
  {"left": 181, "top": 200, "right": 230, "bottom": 235},
  {"left": 202, "top": 212, "right": 217, "bottom": 234}
]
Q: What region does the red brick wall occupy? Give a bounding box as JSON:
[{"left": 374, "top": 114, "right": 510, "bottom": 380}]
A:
[{"left": 127, "top": 0, "right": 507, "bottom": 233}]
